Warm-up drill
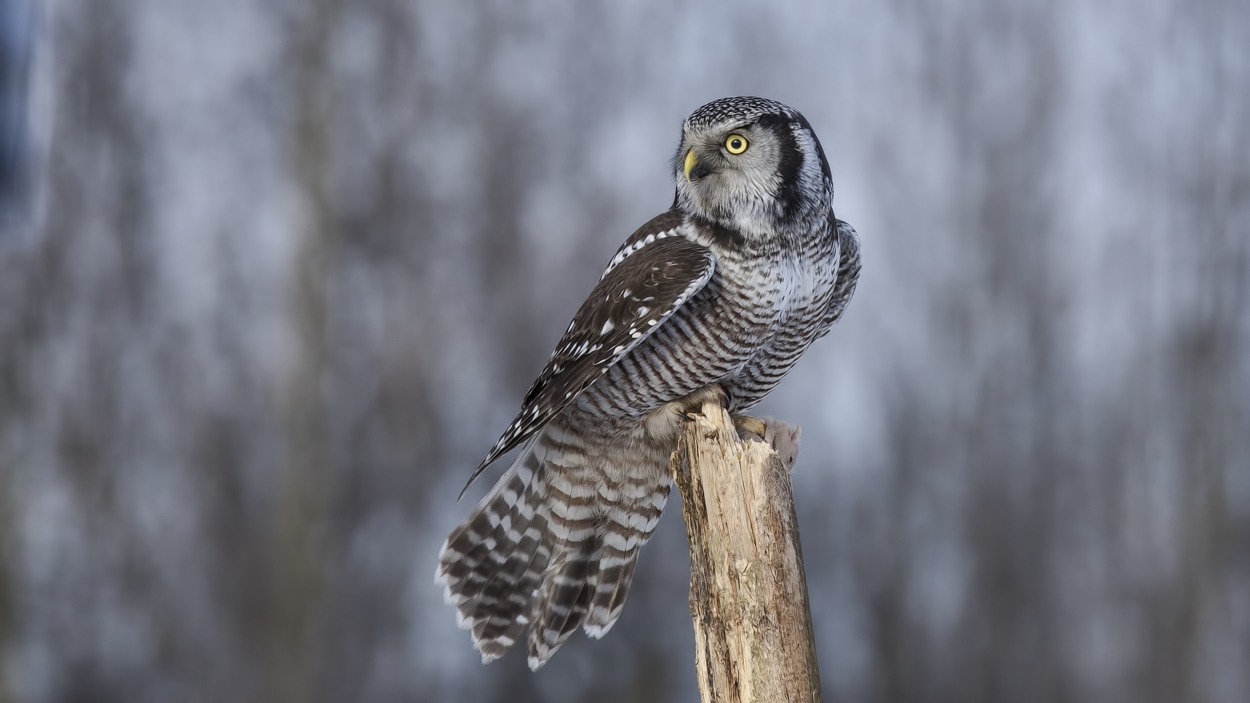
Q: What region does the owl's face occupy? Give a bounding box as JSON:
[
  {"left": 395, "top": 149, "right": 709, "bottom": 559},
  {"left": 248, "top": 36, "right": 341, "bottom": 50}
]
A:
[{"left": 673, "top": 97, "right": 832, "bottom": 242}]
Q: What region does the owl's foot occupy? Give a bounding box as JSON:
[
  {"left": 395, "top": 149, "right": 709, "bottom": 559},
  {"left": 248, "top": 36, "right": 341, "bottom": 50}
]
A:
[{"left": 732, "top": 414, "right": 802, "bottom": 471}]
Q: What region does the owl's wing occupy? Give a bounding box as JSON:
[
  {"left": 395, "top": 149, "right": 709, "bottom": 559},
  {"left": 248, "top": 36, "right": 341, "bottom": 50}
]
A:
[
  {"left": 461, "top": 211, "right": 715, "bottom": 494},
  {"left": 819, "top": 218, "right": 861, "bottom": 334}
]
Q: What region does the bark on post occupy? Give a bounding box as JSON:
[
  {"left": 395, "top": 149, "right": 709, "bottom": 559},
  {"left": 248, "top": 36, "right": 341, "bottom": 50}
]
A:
[{"left": 670, "top": 398, "right": 822, "bottom": 703}]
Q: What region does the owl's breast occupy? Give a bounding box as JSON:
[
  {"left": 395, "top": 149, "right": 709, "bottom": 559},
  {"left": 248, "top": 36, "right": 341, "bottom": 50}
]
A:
[{"left": 721, "top": 239, "right": 840, "bottom": 411}]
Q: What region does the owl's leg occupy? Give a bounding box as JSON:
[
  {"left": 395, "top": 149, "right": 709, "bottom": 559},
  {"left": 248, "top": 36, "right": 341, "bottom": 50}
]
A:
[{"left": 731, "top": 415, "right": 802, "bottom": 471}]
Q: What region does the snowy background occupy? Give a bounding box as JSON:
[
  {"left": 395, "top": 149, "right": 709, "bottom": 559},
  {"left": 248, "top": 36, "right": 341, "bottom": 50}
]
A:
[{"left": 1, "top": 1, "right": 1247, "bottom": 701}]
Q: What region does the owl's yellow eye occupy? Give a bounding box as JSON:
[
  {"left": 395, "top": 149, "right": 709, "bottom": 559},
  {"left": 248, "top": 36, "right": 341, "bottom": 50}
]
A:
[{"left": 724, "top": 134, "right": 749, "bottom": 154}]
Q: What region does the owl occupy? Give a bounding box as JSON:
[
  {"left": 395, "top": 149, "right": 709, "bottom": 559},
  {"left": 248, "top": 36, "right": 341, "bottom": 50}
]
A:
[{"left": 436, "top": 96, "right": 861, "bottom": 670}]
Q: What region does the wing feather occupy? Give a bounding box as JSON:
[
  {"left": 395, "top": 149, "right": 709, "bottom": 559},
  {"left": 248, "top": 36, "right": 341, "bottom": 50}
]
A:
[
  {"left": 460, "top": 211, "right": 713, "bottom": 493},
  {"left": 820, "top": 218, "right": 861, "bottom": 334}
]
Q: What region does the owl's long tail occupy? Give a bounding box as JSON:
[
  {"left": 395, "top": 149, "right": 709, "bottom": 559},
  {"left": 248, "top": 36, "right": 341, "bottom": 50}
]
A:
[{"left": 435, "top": 423, "right": 669, "bottom": 670}]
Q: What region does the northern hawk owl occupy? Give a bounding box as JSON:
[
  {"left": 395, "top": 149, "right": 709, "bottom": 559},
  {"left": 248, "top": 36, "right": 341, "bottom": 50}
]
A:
[{"left": 436, "top": 96, "right": 861, "bottom": 669}]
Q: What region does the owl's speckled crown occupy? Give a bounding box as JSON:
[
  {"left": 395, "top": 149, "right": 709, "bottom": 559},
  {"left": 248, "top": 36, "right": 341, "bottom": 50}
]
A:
[{"left": 684, "top": 96, "right": 798, "bottom": 129}]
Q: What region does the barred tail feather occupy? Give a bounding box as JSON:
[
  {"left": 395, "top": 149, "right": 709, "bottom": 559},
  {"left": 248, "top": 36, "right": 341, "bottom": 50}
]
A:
[
  {"left": 526, "top": 541, "right": 601, "bottom": 668},
  {"left": 437, "top": 427, "right": 672, "bottom": 670},
  {"left": 523, "top": 448, "right": 601, "bottom": 668},
  {"left": 582, "top": 552, "right": 638, "bottom": 639},
  {"left": 583, "top": 478, "right": 670, "bottom": 638},
  {"left": 525, "top": 469, "right": 671, "bottom": 667},
  {"left": 436, "top": 448, "right": 553, "bottom": 661}
]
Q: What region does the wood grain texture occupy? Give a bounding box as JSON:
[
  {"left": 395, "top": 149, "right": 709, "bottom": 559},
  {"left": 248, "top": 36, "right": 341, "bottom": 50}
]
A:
[{"left": 671, "top": 398, "right": 822, "bottom": 703}]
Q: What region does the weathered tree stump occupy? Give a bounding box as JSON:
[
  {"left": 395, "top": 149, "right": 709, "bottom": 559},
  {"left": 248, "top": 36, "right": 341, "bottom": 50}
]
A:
[{"left": 670, "top": 397, "right": 822, "bottom": 703}]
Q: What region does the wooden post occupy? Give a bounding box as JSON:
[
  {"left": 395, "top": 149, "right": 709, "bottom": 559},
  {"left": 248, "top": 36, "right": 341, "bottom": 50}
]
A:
[{"left": 670, "top": 398, "right": 822, "bottom": 703}]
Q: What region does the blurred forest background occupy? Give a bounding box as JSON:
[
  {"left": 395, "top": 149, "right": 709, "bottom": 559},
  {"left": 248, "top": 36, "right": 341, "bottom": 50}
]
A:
[{"left": 1, "top": 0, "right": 1248, "bottom": 701}]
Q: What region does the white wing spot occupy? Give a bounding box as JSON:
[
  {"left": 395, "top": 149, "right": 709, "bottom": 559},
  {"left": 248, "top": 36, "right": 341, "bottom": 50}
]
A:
[
  {"left": 600, "top": 319, "right": 615, "bottom": 335},
  {"left": 636, "top": 306, "right": 649, "bottom": 317}
]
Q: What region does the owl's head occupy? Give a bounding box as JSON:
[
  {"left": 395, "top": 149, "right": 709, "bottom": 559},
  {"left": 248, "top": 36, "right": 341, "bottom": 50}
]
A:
[{"left": 673, "top": 97, "right": 832, "bottom": 241}]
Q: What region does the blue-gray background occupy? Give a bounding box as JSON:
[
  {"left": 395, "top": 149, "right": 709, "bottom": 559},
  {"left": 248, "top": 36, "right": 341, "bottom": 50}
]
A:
[{"left": 1, "top": 1, "right": 1247, "bottom": 701}]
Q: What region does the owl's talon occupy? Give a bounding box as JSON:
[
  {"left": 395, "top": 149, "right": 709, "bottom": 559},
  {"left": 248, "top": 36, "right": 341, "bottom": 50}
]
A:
[{"left": 733, "top": 415, "right": 768, "bottom": 440}]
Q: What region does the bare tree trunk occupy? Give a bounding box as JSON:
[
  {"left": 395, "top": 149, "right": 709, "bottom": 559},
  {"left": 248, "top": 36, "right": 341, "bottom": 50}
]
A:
[
  {"left": 670, "top": 397, "right": 822, "bottom": 703},
  {"left": 267, "top": 1, "right": 340, "bottom": 700}
]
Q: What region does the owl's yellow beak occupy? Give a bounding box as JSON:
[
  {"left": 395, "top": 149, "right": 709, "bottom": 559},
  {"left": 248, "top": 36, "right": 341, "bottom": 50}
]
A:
[{"left": 683, "top": 148, "right": 698, "bottom": 182}]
